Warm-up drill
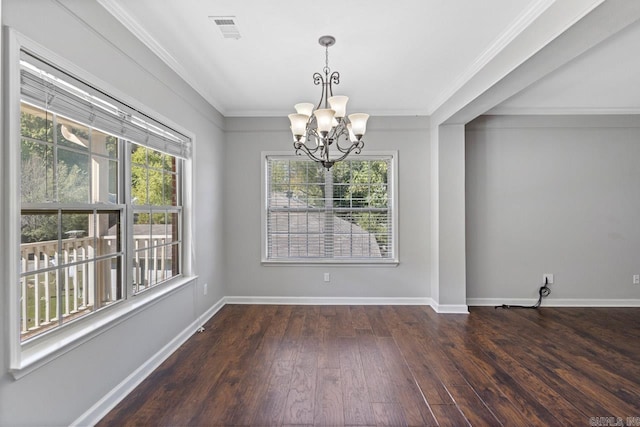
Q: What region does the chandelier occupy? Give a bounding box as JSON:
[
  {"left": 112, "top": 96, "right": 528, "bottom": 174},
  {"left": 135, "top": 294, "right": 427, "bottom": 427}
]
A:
[{"left": 288, "top": 35, "right": 369, "bottom": 170}]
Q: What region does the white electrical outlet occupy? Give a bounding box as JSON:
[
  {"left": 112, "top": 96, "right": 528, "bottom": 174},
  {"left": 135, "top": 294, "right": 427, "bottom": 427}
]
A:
[
  {"left": 543, "top": 274, "right": 554, "bottom": 285},
  {"left": 633, "top": 275, "right": 640, "bottom": 285},
  {"left": 324, "top": 272, "right": 330, "bottom": 282},
  {"left": 203, "top": 282, "right": 208, "bottom": 295}
]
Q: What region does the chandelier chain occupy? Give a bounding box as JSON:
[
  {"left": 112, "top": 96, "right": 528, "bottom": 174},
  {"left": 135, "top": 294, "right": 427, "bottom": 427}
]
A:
[{"left": 323, "top": 44, "right": 330, "bottom": 75}]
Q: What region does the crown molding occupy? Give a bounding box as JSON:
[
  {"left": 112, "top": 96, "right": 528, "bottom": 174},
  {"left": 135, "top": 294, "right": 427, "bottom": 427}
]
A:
[
  {"left": 430, "top": 0, "right": 610, "bottom": 124},
  {"left": 429, "top": 0, "right": 557, "bottom": 115},
  {"left": 223, "top": 108, "right": 431, "bottom": 118},
  {"left": 97, "top": 0, "right": 226, "bottom": 115},
  {"left": 484, "top": 106, "right": 640, "bottom": 116}
]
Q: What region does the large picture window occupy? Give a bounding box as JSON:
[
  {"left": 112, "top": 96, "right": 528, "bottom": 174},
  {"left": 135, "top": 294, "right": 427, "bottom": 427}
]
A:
[
  {"left": 264, "top": 155, "right": 397, "bottom": 263},
  {"left": 20, "top": 102, "right": 124, "bottom": 340},
  {"left": 16, "top": 50, "right": 190, "bottom": 345}
]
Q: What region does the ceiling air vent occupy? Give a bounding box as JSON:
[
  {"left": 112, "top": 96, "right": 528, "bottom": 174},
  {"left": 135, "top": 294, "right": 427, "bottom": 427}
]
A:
[{"left": 209, "top": 16, "right": 241, "bottom": 40}]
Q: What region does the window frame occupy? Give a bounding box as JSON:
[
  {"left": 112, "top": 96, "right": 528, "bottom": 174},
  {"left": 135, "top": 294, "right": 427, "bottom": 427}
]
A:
[
  {"left": 129, "top": 143, "right": 184, "bottom": 295},
  {"left": 4, "top": 29, "right": 196, "bottom": 378},
  {"left": 261, "top": 151, "right": 399, "bottom": 265}
]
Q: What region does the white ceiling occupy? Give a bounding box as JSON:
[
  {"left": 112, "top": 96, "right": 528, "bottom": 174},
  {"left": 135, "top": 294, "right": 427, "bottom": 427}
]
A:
[{"left": 98, "top": 0, "right": 640, "bottom": 118}]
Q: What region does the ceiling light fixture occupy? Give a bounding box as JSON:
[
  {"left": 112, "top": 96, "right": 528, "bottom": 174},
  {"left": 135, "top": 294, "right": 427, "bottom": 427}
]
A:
[{"left": 288, "top": 35, "right": 369, "bottom": 170}]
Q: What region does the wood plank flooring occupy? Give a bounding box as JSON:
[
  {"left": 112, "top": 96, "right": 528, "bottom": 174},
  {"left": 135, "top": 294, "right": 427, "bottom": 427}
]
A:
[{"left": 98, "top": 305, "right": 640, "bottom": 426}]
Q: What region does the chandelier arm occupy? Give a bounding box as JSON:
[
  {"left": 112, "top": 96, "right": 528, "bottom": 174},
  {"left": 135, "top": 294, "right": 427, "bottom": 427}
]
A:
[
  {"left": 295, "top": 135, "right": 363, "bottom": 165},
  {"left": 326, "top": 141, "right": 365, "bottom": 164},
  {"left": 325, "top": 116, "right": 349, "bottom": 143},
  {"left": 297, "top": 117, "right": 322, "bottom": 154},
  {"left": 329, "top": 71, "right": 340, "bottom": 97},
  {"left": 294, "top": 126, "right": 326, "bottom": 155},
  {"left": 332, "top": 132, "right": 352, "bottom": 154},
  {"left": 335, "top": 137, "right": 364, "bottom": 154},
  {"left": 328, "top": 121, "right": 354, "bottom": 153},
  {"left": 326, "top": 127, "right": 340, "bottom": 143},
  {"left": 313, "top": 72, "right": 327, "bottom": 110},
  {"left": 307, "top": 128, "right": 325, "bottom": 153},
  {"left": 334, "top": 138, "right": 356, "bottom": 154},
  {"left": 301, "top": 142, "right": 322, "bottom": 154},
  {"left": 295, "top": 138, "right": 322, "bottom": 154},
  {"left": 294, "top": 139, "right": 329, "bottom": 164}
]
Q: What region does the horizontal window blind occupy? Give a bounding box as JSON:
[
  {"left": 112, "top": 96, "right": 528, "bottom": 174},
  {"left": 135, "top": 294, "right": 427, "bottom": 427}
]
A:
[
  {"left": 266, "top": 156, "right": 394, "bottom": 261},
  {"left": 20, "top": 51, "right": 191, "bottom": 159}
]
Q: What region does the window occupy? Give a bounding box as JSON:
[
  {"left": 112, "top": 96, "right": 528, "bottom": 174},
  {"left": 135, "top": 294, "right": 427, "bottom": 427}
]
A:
[
  {"left": 15, "top": 49, "right": 191, "bottom": 347},
  {"left": 263, "top": 154, "right": 398, "bottom": 263},
  {"left": 130, "top": 144, "right": 182, "bottom": 293},
  {"left": 20, "top": 102, "right": 124, "bottom": 340}
]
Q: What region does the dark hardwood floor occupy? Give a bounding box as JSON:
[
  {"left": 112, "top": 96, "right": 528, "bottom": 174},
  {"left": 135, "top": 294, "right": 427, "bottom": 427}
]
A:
[{"left": 98, "top": 305, "right": 640, "bottom": 426}]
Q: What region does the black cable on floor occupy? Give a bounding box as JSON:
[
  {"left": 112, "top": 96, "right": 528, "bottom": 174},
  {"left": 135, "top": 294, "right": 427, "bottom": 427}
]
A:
[{"left": 495, "top": 278, "right": 551, "bottom": 309}]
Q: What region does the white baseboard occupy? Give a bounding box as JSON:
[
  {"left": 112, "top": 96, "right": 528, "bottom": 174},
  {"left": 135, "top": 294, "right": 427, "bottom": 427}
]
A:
[
  {"left": 224, "top": 295, "right": 472, "bottom": 314},
  {"left": 224, "top": 295, "right": 433, "bottom": 306},
  {"left": 467, "top": 298, "right": 640, "bottom": 307},
  {"left": 72, "top": 296, "right": 226, "bottom": 427},
  {"left": 431, "top": 303, "right": 470, "bottom": 314}
]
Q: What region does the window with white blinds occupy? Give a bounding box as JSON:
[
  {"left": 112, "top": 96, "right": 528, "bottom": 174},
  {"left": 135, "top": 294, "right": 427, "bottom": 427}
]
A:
[
  {"left": 16, "top": 49, "right": 190, "bottom": 344},
  {"left": 20, "top": 51, "right": 191, "bottom": 158},
  {"left": 264, "top": 155, "right": 397, "bottom": 263}
]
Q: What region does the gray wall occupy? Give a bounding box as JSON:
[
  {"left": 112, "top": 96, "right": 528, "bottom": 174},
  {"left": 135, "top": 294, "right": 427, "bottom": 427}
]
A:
[
  {"left": 223, "top": 116, "right": 431, "bottom": 300},
  {"left": 0, "top": 0, "right": 225, "bottom": 425},
  {"left": 466, "top": 115, "right": 640, "bottom": 303}
]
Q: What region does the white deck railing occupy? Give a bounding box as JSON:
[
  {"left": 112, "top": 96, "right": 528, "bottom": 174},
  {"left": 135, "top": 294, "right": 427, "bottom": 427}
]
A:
[
  {"left": 20, "top": 237, "right": 93, "bottom": 336},
  {"left": 131, "top": 235, "right": 174, "bottom": 293},
  {"left": 20, "top": 235, "right": 172, "bottom": 339}
]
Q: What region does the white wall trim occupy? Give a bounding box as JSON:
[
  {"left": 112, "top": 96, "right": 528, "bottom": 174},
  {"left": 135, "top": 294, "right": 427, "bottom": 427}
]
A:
[
  {"left": 485, "top": 106, "right": 640, "bottom": 116},
  {"left": 224, "top": 116, "right": 430, "bottom": 133},
  {"left": 96, "top": 0, "right": 225, "bottom": 117},
  {"left": 431, "top": 303, "right": 470, "bottom": 314},
  {"left": 430, "top": 0, "right": 557, "bottom": 115},
  {"left": 467, "top": 113, "right": 640, "bottom": 129},
  {"left": 71, "top": 296, "right": 226, "bottom": 427},
  {"left": 468, "top": 298, "right": 640, "bottom": 307},
  {"left": 224, "top": 296, "right": 432, "bottom": 306}
]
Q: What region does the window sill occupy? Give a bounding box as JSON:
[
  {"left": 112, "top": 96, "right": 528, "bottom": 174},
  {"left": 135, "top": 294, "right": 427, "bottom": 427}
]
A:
[
  {"left": 10, "top": 275, "right": 198, "bottom": 380},
  {"left": 261, "top": 259, "right": 399, "bottom": 267}
]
